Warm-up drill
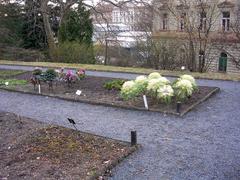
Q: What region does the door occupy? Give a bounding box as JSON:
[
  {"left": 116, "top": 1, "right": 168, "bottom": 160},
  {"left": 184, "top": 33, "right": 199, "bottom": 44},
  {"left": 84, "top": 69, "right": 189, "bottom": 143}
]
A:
[{"left": 219, "top": 53, "right": 227, "bottom": 72}]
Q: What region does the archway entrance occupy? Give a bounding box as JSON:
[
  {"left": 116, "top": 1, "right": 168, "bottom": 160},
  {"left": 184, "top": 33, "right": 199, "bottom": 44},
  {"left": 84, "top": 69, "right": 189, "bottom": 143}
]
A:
[{"left": 219, "top": 52, "right": 227, "bottom": 72}]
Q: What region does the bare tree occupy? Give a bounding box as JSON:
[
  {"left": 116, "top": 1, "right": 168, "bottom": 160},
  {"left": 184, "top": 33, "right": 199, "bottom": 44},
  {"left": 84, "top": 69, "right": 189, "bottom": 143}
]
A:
[{"left": 161, "top": 0, "right": 221, "bottom": 72}]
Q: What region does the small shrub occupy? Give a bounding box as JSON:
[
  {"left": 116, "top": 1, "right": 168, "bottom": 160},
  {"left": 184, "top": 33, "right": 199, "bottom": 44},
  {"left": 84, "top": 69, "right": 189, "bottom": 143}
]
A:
[
  {"left": 53, "top": 41, "right": 95, "bottom": 64},
  {"left": 104, "top": 80, "right": 125, "bottom": 91}
]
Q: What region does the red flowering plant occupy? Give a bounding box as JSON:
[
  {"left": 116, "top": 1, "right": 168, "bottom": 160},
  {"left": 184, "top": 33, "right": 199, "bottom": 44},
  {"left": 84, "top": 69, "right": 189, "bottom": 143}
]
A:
[
  {"left": 76, "top": 69, "right": 86, "bottom": 80},
  {"left": 65, "top": 70, "right": 77, "bottom": 87}
]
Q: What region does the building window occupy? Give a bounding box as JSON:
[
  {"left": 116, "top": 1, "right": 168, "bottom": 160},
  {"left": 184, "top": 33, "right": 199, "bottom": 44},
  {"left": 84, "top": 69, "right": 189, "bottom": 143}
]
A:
[
  {"left": 162, "top": 13, "right": 168, "bottom": 30},
  {"left": 199, "top": 11, "right": 207, "bottom": 31},
  {"left": 179, "top": 13, "right": 186, "bottom": 31},
  {"left": 222, "top": 11, "right": 230, "bottom": 32},
  {"left": 219, "top": 52, "right": 227, "bottom": 72}
]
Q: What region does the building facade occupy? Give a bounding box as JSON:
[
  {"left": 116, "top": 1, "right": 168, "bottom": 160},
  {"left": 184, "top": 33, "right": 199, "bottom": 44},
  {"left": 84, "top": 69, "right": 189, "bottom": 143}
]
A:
[
  {"left": 91, "top": 1, "right": 152, "bottom": 31},
  {"left": 152, "top": 0, "right": 240, "bottom": 73}
]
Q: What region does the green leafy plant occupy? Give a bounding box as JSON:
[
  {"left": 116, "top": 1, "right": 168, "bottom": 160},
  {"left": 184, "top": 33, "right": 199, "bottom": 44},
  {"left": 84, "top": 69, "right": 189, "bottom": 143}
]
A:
[
  {"left": 41, "top": 69, "right": 57, "bottom": 81},
  {"left": 104, "top": 79, "right": 125, "bottom": 91}
]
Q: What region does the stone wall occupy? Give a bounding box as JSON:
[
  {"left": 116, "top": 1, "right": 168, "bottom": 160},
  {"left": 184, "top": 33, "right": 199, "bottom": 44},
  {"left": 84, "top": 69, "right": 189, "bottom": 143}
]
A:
[{"left": 207, "top": 43, "right": 240, "bottom": 74}]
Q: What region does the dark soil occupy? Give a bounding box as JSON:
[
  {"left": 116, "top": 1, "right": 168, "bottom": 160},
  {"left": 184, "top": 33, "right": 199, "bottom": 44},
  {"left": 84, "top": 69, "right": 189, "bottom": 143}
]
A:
[
  {"left": 0, "top": 112, "right": 137, "bottom": 180},
  {"left": 7, "top": 71, "right": 220, "bottom": 116}
]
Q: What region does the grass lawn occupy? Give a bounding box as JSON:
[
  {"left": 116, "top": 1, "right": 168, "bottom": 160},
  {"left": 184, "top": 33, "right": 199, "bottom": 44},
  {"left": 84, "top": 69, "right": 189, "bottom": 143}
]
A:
[
  {"left": 0, "top": 60, "right": 239, "bottom": 81},
  {"left": 0, "top": 79, "right": 28, "bottom": 86},
  {"left": 0, "top": 69, "right": 26, "bottom": 79}
]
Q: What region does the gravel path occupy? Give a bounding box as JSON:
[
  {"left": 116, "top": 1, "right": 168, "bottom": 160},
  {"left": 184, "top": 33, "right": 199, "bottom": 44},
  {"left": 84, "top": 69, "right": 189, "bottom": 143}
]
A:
[{"left": 0, "top": 65, "right": 240, "bottom": 180}]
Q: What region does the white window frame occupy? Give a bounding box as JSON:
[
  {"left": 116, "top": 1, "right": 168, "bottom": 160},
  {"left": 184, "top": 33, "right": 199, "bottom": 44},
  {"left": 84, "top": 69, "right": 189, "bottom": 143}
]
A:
[{"left": 221, "top": 11, "right": 230, "bottom": 32}]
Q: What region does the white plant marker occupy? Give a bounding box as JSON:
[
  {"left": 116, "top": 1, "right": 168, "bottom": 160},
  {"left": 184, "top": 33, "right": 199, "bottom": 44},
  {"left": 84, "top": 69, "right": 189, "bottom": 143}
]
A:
[
  {"left": 143, "top": 95, "right": 149, "bottom": 110},
  {"left": 38, "top": 84, "right": 41, "bottom": 94},
  {"left": 76, "top": 90, "right": 82, "bottom": 96},
  {"left": 5, "top": 82, "right": 9, "bottom": 86},
  {"left": 181, "top": 66, "right": 185, "bottom": 70}
]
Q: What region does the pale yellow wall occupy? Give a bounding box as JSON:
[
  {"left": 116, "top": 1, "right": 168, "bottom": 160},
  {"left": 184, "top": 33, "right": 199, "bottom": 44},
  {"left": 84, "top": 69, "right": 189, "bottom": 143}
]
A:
[{"left": 153, "top": 0, "right": 239, "bottom": 33}]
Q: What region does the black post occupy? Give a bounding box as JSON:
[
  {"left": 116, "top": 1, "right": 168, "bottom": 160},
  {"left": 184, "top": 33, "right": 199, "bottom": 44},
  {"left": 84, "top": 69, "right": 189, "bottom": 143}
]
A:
[
  {"left": 176, "top": 102, "right": 181, "bottom": 114},
  {"left": 131, "top": 131, "right": 137, "bottom": 146}
]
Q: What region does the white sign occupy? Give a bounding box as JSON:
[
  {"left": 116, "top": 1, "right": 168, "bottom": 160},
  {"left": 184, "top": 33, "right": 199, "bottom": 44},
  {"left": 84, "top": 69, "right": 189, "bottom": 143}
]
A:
[
  {"left": 76, "top": 90, "right": 82, "bottom": 96},
  {"left": 143, "top": 95, "right": 149, "bottom": 110},
  {"left": 5, "top": 82, "right": 9, "bottom": 86}
]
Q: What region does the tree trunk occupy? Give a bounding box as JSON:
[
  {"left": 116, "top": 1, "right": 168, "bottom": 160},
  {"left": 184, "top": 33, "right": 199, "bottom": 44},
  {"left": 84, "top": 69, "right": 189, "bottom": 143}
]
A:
[
  {"left": 41, "top": 0, "right": 57, "bottom": 60},
  {"left": 189, "top": 41, "right": 196, "bottom": 71}
]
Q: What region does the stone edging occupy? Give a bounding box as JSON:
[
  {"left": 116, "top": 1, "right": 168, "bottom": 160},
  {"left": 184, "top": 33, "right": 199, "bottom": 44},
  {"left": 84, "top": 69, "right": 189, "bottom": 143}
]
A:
[{"left": 181, "top": 87, "right": 220, "bottom": 116}]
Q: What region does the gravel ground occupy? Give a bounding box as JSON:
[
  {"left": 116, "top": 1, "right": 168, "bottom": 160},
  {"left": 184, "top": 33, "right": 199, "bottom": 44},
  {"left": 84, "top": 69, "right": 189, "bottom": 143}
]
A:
[{"left": 0, "top": 65, "right": 240, "bottom": 180}]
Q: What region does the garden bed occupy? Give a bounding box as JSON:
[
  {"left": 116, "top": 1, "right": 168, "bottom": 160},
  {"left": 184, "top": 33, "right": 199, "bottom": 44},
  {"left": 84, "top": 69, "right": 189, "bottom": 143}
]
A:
[
  {"left": 1, "top": 71, "right": 220, "bottom": 116},
  {"left": 0, "top": 112, "right": 137, "bottom": 179}
]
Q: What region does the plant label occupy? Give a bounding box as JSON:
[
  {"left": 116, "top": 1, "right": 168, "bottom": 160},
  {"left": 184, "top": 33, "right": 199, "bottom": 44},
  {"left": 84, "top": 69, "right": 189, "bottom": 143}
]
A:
[
  {"left": 143, "top": 95, "right": 149, "bottom": 110},
  {"left": 181, "top": 66, "right": 186, "bottom": 70},
  {"left": 76, "top": 90, "right": 82, "bottom": 96},
  {"left": 38, "top": 84, "right": 41, "bottom": 94}
]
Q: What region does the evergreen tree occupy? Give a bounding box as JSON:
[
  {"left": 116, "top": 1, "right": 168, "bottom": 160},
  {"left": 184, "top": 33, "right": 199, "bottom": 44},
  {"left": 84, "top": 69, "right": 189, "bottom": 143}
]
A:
[
  {"left": 58, "top": 1, "right": 93, "bottom": 46},
  {"left": 21, "top": 0, "right": 47, "bottom": 49},
  {"left": 21, "top": 0, "right": 60, "bottom": 49},
  {"left": 0, "top": 2, "right": 23, "bottom": 45}
]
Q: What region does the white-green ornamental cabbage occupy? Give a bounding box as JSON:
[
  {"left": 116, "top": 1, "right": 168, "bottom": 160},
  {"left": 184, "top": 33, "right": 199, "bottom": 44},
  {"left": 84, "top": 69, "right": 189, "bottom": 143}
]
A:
[
  {"left": 158, "top": 77, "right": 170, "bottom": 85},
  {"left": 157, "top": 85, "right": 174, "bottom": 104},
  {"left": 147, "top": 78, "right": 163, "bottom": 93},
  {"left": 121, "top": 81, "right": 138, "bottom": 100},
  {"left": 180, "top": 74, "right": 197, "bottom": 89},
  {"left": 147, "top": 77, "right": 170, "bottom": 92},
  {"left": 135, "top": 75, "right": 148, "bottom": 94},
  {"left": 173, "top": 79, "right": 193, "bottom": 101},
  {"left": 148, "top": 72, "right": 161, "bottom": 79}
]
